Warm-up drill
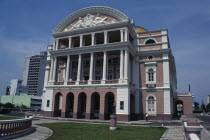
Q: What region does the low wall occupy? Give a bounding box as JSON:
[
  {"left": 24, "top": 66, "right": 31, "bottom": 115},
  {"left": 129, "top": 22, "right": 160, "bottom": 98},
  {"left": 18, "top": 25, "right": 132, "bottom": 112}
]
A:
[
  {"left": 181, "top": 115, "right": 210, "bottom": 140},
  {"left": 0, "top": 118, "right": 32, "bottom": 139}
]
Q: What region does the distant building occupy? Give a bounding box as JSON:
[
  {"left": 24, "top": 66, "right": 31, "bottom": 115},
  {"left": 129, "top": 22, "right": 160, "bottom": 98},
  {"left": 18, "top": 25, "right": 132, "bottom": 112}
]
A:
[
  {"left": 22, "top": 52, "right": 47, "bottom": 96},
  {"left": 1, "top": 93, "right": 42, "bottom": 110},
  {"left": 6, "top": 79, "right": 28, "bottom": 96},
  {"left": 207, "top": 95, "right": 210, "bottom": 104}
]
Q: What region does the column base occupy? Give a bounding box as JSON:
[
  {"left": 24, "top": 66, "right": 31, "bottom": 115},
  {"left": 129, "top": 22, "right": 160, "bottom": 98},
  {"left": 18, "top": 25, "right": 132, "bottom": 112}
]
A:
[
  {"left": 76, "top": 81, "right": 80, "bottom": 85},
  {"left": 119, "top": 79, "right": 128, "bottom": 83},
  {"left": 101, "top": 80, "right": 106, "bottom": 84},
  {"left": 88, "top": 80, "right": 92, "bottom": 85}
]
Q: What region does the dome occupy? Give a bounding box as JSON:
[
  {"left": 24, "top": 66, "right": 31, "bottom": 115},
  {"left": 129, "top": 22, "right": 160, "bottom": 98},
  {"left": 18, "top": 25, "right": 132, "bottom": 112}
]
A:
[{"left": 135, "top": 26, "right": 148, "bottom": 33}]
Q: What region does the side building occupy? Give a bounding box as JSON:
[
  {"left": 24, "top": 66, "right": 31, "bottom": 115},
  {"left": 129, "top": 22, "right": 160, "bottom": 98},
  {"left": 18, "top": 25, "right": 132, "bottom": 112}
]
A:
[
  {"left": 22, "top": 52, "right": 47, "bottom": 96},
  {"left": 1, "top": 93, "right": 42, "bottom": 110},
  {"left": 6, "top": 79, "right": 28, "bottom": 96}
]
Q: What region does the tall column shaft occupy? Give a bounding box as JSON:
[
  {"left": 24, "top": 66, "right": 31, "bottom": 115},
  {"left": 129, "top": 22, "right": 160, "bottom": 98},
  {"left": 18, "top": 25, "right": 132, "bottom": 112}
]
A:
[
  {"left": 65, "top": 55, "right": 70, "bottom": 82},
  {"left": 68, "top": 37, "right": 72, "bottom": 48},
  {"left": 91, "top": 33, "right": 95, "bottom": 46},
  {"left": 76, "top": 54, "right": 82, "bottom": 83},
  {"left": 124, "top": 29, "right": 128, "bottom": 42},
  {"left": 80, "top": 35, "right": 83, "bottom": 47},
  {"left": 124, "top": 50, "right": 129, "bottom": 80},
  {"left": 104, "top": 31, "right": 108, "bottom": 44},
  {"left": 89, "top": 53, "right": 94, "bottom": 83},
  {"left": 102, "top": 51, "right": 107, "bottom": 83},
  {"left": 55, "top": 39, "right": 59, "bottom": 50},
  {"left": 49, "top": 58, "right": 54, "bottom": 82},
  {"left": 52, "top": 57, "right": 57, "bottom": 82},
  {"left": 120, "top": 50, "right": 124, "bottom": 80},
  {"left": 120, "top": 29, "right": 124, "bottom": 42}
]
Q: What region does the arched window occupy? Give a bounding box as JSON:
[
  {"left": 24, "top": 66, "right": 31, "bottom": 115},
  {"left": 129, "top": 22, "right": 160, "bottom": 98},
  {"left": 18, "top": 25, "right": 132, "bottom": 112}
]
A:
[
  {"left": 148, "top": 56, "right": 153, "bottom": 60},
  {"left": 148, "top": 69, "right": 154, "bottom": 81},
  {"left": 145, "top": 39, "right": 156, "bottom": 44},
  {"left": 147, "top": 96, "right": 156, "bottom": 114}
]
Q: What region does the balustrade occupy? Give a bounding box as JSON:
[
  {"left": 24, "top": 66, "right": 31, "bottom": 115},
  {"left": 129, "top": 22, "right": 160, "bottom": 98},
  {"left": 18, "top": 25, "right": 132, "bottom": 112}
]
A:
[{"left": 0, "top": 118, "right": 32, "bottom": 138}]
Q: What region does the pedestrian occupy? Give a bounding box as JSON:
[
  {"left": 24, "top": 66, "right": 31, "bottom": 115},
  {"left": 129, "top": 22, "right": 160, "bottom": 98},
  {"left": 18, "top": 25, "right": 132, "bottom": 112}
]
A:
[{"left": 146, "top": 113, "right": 148, "bottom": 122}]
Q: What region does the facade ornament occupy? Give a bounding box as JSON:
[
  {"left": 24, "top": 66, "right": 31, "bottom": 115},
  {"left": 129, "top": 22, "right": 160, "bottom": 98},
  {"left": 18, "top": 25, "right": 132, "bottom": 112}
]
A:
[{"left": 66, "top": 14, "right": 116, "bottom": 31}]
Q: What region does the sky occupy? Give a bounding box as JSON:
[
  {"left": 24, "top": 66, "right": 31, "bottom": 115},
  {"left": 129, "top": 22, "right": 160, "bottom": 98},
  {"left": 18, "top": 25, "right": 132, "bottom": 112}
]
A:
[{"left": 0, "top": 0, "right": 209, "bottom": 104}]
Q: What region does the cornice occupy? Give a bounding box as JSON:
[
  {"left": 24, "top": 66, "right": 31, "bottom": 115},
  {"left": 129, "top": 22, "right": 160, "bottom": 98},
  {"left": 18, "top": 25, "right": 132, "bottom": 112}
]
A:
[
  {"left": 49, "top": 42, "right": 137, "bottom": 57},
  {"left": 45, "top": 83, "right": 130, "bottom": 90},
  {"left": 137, "top": 48, "right": 171, "bottom": 56}
]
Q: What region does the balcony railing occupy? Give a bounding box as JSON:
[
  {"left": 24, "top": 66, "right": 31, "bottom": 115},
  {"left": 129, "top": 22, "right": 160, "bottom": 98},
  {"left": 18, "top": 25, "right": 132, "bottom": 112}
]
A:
[
  {"left": 67, "top": 81, "right": 76, "bottom": 85},
  {"left": 105, "top": 80, "right": 118, "bottom": 84},
  {"left": 0, "top": 118, "right": 32, "bottom": 138},
  {"left": 91, "top": 80, "right": 101, "bottom": 84},
  {"left": 79, "top": 81, "right": 88, "bottom": 85},
  {"left": 54, "top": 82, "right": 64, "bottom": 85}
]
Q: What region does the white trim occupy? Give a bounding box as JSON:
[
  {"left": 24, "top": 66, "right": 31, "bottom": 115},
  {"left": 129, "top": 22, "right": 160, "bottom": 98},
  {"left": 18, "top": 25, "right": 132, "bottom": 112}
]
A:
[
  {"left": 146, "top": 94, "right": 157, "bottom": 115},
  {"left": 164, "top": 89, "right": 171, "bottom": 114},
  {"left": 145, "top": 64, "right": 156, "bottom": 84}
]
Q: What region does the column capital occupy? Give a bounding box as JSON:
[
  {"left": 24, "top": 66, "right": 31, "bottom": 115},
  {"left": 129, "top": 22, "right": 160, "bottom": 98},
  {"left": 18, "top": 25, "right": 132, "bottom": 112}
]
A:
[{"left": 91, "top": 33, "right": 95, "bottom": 36}]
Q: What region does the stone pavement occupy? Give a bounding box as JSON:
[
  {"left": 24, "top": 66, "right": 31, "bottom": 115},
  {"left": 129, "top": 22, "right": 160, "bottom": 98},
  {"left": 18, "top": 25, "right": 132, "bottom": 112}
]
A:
[{"left": 160, "top": 127, "right": 184, "bottom": 140}]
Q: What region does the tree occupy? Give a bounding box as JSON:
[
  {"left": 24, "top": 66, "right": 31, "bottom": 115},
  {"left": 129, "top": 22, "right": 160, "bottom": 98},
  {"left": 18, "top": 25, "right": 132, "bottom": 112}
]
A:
[
  {"left": 194, "top": 102, "right": 199, "bottom": 110},
  {"left": 3, "top": 103, "right": 15, "bottom": 109},
  {"left": 206, "top": 103, "right": 210, "bottom": 113},
  {"left": 201, "top": 100, "right": 206, "bottom": 113}
]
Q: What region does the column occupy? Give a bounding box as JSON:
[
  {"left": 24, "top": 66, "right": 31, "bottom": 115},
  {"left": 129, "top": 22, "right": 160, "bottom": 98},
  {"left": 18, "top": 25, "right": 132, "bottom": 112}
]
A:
[
  {"left": 76, "top": 54, "right": 82, "bottom": 85},
  {"left": 119, "top": 50, "right": 124, "bottom": 81},
  {"left": 80, "top": 35, "right": 83, "bottom": 47},
  {"left": 124, "top": 50, "right": 129, "bottom": 81},
  {"left": 124, "top": 28, "right": 128, "bottom": 42},
  {"left": 104, "top": 31, "right": 108, "bottom": 44},
  {"left": 53, "top": 40, "right": 56, "bottom": 50},
  {"left": 120, "top": 29, "right": 124, "bottom": 42},
  {"left": 55, "top": 39, "right": 59, "bottom": 50},
  {"left": 65, "top": 55, "right": 70, "bottom": 84},
  {"left": 102, "top": 51, "right": 107, "bottom": 84},
  {"left": 91, "top": 33, "right": 95, "bottom": 46},
  {"left": 88, "top": 53, "right": 94, "bottom": 84},
  {"left": 44, "top": 65, "right": 50, "bottom": 87},
  {"left": 49, "top": 58, "right": 54, "bottom": 82},
  {"left": 68, "top": 37, "right": 72, "bottom": 48},
  {"left": 52, "top": 57, "right": 57, "bottom": 82}
]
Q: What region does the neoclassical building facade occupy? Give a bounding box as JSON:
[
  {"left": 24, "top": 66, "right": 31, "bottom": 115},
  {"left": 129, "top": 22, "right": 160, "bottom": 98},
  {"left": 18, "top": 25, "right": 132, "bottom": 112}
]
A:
[{"left": 41, "top": 6, "right": 189, "bottom": 121}]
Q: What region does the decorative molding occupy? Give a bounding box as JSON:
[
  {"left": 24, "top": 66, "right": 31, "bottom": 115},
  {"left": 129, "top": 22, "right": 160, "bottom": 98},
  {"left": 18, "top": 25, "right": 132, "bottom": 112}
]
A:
[
  {"left": 53, "top": 6, "right": 129, "bottom": 33},
  {"left": 64, "top": 14, "right": 117, "bottom": 31}
]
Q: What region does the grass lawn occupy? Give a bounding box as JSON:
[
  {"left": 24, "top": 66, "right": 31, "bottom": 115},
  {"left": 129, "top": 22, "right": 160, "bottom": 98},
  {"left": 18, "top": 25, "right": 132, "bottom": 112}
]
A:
[
  {"left": 0, "top": 115, "right": 21, "bottom": 120},
  {"left": 39, "top": 122, "right": 166, "bottom": 140}
]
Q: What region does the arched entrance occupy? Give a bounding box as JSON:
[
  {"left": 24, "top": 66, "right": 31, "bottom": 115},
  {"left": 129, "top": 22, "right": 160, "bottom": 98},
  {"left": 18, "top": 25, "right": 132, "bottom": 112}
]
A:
[
  {"left": 78, "top": 92, "right": 87, "bottom": 118},
  {"left": 91, "top": 92, "right": 100, "bottom": 119},
  {"left": 66, "top": 92, "right": 74, "bottom": 118},
  {"left": 130, "top": 94, "right": 135, "bottom": 120},
  {"left": 54, "top": 92, "right": 62, "bottom": 117},
  {"left": 175, "top": 100, "right": 184, "bottom": 117},
  {"left": 105, "top": 92, "right": 115, "bottom": 120}
]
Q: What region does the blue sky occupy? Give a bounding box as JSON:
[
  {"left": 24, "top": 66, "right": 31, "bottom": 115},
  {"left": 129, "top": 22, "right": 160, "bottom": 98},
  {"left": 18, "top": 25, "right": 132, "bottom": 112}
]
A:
[{"left": 0, "top": 0, "right": 210, "bottom": 104}]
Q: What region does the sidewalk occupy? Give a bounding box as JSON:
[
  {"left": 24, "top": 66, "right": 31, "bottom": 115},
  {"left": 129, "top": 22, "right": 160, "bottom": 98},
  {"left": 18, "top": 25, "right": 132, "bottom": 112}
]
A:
[{"left": 160, "top": 127, "right": 184, "bottom": 140}]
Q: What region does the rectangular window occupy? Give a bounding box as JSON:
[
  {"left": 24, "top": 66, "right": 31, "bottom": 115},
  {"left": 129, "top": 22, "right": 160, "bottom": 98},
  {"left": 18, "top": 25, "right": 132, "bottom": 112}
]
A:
[
  {"left": 47, "top": 100, "right": 50, "bottom": 107},
  {"left": 120, "top": 101, "right": 124, "bottom": 110}
]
